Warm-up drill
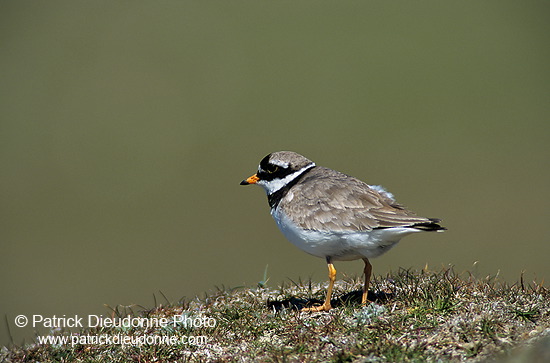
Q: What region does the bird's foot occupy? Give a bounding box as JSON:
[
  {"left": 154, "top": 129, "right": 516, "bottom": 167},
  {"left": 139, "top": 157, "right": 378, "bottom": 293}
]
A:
[{"left": 301, "top": 303, "right": 332, "bottom": 312}]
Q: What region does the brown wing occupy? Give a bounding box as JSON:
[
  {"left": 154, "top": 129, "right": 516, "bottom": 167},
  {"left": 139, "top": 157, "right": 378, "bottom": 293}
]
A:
[{"left": 280, "top": 167, "right": 434, "bottom": 232}]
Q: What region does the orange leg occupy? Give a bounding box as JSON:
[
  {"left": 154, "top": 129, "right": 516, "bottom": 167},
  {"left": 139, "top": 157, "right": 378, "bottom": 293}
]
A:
[
  {"left": 302, "top": 257, "right": 336, "bottom": 312},
  {"left": 362, "top": 258, "right": 372, "bottom": 305}
]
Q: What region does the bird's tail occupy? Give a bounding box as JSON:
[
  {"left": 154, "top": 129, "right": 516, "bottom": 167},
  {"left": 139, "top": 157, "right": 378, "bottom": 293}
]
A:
[{"left": 412, "top": 218, "right": 447, "bottom": 232}]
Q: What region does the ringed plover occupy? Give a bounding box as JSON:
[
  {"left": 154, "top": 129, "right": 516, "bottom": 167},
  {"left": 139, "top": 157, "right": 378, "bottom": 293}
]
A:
[{"left": 241, "top": 151, "right": 446, "bottom": 311}]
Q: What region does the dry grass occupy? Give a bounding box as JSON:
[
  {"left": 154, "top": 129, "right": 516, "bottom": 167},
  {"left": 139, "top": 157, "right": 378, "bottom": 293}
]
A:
[{"left": 2, "top": 268, "right": 549, "bottom": 362}]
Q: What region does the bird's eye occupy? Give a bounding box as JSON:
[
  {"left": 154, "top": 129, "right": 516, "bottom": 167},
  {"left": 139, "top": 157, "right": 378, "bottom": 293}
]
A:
[{"left": 266, "top": 165, "right": 279, "bottom": 174}]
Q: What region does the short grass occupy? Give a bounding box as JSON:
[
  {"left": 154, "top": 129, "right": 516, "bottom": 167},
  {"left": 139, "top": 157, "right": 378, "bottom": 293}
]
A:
[{"left": 2, "top": 268, "right": 549, "bottom": 362}]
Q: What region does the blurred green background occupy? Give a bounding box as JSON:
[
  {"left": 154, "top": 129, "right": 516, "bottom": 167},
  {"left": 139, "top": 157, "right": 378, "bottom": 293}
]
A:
[{"left": 1, "top": 1, "right": 549, "bottom": 346}]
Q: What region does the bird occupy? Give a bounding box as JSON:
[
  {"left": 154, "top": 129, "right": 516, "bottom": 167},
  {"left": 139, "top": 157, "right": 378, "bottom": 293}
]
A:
[{"left": 240, "top": 151, "right": 446, "bottom": 312}]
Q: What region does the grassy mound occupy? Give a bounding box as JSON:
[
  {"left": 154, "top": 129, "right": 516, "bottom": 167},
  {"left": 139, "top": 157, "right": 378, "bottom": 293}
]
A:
[{"left": 3, "top": 268, "right": 549, "bottom": 362}]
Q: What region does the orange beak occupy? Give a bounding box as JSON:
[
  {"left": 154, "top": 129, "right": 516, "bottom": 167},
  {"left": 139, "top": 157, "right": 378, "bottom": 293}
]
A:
[{"left": 240, "top": 174, "right": 260, "bottom": 185}]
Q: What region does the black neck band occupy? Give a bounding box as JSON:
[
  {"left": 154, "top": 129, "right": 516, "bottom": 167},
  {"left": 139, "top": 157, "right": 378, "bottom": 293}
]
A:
[{"left": 267, "top": 166, "right": 315, "bottom": 209}]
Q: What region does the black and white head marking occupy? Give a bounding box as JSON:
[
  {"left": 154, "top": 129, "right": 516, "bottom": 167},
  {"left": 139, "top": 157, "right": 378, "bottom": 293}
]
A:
[{"left": 255, "top": 152, "right": 315, "bottom": 200}]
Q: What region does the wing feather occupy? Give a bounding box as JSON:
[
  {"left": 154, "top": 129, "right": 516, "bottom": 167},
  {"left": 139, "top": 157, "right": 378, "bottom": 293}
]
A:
[{"left": 280, "top": 167, "right": 435, "bottom": 232}]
